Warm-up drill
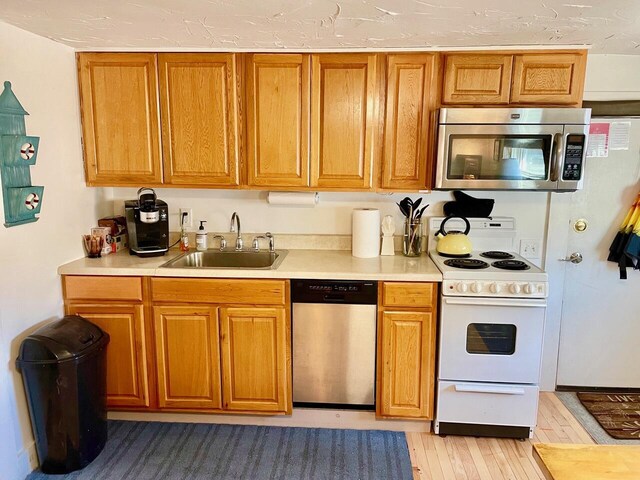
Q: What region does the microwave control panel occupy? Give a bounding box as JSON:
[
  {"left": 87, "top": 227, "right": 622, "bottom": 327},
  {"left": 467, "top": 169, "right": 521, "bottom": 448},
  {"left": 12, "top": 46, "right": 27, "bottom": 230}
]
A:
[{"left": 562, "top": 134, "right": 586, "bottom": 181}]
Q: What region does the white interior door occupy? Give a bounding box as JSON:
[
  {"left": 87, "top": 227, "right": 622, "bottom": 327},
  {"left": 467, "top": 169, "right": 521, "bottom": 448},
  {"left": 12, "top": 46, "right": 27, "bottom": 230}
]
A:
[{"left": 556, "top": 118, "right": 640, "bottom": 388}]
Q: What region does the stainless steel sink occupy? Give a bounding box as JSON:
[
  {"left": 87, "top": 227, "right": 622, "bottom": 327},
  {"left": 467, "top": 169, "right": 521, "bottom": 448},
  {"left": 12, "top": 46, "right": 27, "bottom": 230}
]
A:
[{"left": 160, "top": 250, "right": 288, "bottom": 270}]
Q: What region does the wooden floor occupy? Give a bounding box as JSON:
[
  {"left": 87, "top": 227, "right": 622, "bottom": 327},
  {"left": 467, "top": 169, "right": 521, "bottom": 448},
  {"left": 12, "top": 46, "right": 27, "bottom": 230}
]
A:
[{"left": 406, "top": 392, "right": 595, "bottom": 480}]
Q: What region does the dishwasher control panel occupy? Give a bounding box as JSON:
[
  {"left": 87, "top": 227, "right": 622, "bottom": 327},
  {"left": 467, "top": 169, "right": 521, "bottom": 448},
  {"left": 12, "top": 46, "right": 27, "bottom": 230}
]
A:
[{"left": 292, "top": 280, "right": 377, "bottom": 304}]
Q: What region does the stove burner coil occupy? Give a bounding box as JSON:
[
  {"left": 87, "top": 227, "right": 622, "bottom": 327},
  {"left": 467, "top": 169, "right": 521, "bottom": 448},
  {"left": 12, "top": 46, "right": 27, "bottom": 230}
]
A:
[
  {"left": 492, "top": 260, "right": 530, "bottom": 270},
  {"left": 480, "top": 251, "right": 515, "bottom": 260},
  {"left": 444, "top": 258, "right": 490, "bottom": 269}
]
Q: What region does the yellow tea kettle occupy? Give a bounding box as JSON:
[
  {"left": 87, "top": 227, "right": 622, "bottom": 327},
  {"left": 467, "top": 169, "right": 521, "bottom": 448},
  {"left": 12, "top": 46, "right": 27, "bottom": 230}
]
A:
[{"left": 436, "top": 216, "right": 473, "bottom": 257}]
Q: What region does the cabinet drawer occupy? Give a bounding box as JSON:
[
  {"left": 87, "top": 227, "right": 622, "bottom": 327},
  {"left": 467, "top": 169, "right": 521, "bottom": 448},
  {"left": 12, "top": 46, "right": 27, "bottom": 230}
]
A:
[
  {"left": 64, "top": 276, "right": 143, "bottom": 302},
  {"left": 381, "top": 282, "right": 436, "bottom": 308},
  {"left": 151, "top": 278, "right": 287, "bottom": 305}
]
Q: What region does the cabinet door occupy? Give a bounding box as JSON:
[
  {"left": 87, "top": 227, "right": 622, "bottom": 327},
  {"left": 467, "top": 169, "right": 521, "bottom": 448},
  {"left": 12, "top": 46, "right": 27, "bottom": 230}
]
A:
[
  {"left": 246, "top": 54, "right": 310, "bottom": 187},
  {"left": 66, "top": 304, "right": 149, "bottom": 408},
  {"left": 511, "top": 53, "right": 586, "bottom": 105},
  {"left": 442, "top": 54, "right": 513, "bottom": 104},
  {"left": 382, "top": 54, "right": 435, "bottom": 190},
  {"left": 378, "top": 310, "right": 435, "bottom": 418},
  {"left": 159, "top": 53, "right": 240, "bottom": 186},
  {"left": 310, "top": 54, "right": 379, "bottom": 189},
  {"left": 220, "top": 307, "right": 290, "bottom": 413},
  {"left": 153, "top": 306, "right": 222, "bottom": 409},
  {"left": 77, "top": 53, "right": 162, "bottom": 186}
]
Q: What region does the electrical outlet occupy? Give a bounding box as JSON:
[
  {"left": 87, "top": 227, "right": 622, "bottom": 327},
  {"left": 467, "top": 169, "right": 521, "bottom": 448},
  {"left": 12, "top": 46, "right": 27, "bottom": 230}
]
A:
[
  {"left": 520, "top": 239, "right": 541, "bottom": 259},
  {"left": 179, "top": 208, "right": 192, "bottom": 228}
]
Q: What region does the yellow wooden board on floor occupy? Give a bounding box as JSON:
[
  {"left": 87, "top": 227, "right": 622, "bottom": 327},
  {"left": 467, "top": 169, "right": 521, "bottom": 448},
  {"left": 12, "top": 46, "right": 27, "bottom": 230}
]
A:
[{"left": 533, "top": 443, "right": 640, "bottom": 480}]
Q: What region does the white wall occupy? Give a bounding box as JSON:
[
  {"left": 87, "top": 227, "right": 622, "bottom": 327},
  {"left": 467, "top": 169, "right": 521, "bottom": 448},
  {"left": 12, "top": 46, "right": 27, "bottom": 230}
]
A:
[
  {"left": 584, "top": 54, "right": 640, "bottom": 101},
  {"left": 0, "top": 21, "right": 110, "bottom": 480}
]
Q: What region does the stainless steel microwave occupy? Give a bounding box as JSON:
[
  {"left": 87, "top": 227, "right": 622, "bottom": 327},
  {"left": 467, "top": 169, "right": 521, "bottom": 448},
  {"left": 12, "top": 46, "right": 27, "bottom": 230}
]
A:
[{"left": 435, "top": 108, "right": 591, "bottom": 191}]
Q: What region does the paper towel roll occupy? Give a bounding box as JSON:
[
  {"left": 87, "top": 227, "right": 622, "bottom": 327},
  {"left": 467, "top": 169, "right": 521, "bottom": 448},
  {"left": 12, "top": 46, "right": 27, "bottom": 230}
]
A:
[
  {"left": 352, "top": 208, "right": 381, "bottom": 258},
  {"left": 267, "top": 191, "right": 319, "bottom": 206}
]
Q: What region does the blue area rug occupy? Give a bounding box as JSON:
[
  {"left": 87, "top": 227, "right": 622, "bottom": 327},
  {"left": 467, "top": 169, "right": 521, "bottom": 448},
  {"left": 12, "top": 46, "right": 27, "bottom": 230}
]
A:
[{"left": 27, "top": 420, "right": 413, "bottom": 479}]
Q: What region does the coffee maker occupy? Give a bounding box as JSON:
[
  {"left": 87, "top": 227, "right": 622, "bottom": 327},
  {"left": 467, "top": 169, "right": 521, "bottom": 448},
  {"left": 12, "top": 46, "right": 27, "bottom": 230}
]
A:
[{"left": 125, "top": 188, "right": 169, "bottom": 257}]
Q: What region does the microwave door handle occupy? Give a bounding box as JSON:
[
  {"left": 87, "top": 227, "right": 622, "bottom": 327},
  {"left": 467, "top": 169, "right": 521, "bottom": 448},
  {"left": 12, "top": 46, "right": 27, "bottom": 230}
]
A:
[{"left": 550, "top": 132, "right": 564, "bottom": 182}]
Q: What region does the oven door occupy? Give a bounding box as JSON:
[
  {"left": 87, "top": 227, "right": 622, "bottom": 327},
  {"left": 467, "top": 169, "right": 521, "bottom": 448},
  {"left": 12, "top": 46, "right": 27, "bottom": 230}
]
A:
[
  {"left": 438, "top": 296, "right": 546, "bottom": 384},
  {"left": 435, "top": 124, "right": 563, "bottom": 190}
]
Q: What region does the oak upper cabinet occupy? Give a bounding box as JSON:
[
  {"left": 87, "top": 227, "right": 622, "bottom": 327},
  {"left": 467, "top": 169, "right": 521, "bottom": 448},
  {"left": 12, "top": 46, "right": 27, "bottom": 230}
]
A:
[
  {"left": 66, "top": 303, "right": 150, "bottom": 408},
  {"left": 159, "top": 53, "right": 241, "bottom": 186},
  {"left": 310, "top": 54, "right": 380, "bottom": 189},
  {"left": 77, "top": 53, "right": 163, "bottom": 186},
  {"left": 382, "top": 54, "right": 436, "bottom": 190},
  {"left": 220, "top": 307, "right": 290, "bottom": 413},
  {"left": 442, "top": 54, "right": 513, "bottom": 105},
  {"left": 246, "top": 54, "right": 310, "bottom": 187},
  {"left": 511, "top": 53, "right": 586, "bottom": 105},
  {"left": 377, "top": 282, "right": 437, "bottom": 419},
  {"left": 153, "top": 305, "right": 222, "bottom": 409}
]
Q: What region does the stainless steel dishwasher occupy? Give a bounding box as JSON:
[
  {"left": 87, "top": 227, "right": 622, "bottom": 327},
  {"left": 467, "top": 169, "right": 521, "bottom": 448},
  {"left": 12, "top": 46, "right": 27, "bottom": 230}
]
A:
[{"left": 292, "top": 279, "right": 377, "bottom": 409}]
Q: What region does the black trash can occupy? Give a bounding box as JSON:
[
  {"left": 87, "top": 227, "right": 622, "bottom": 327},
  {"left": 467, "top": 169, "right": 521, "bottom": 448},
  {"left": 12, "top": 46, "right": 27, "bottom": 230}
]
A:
[{"left": 16, "top": 315, "right": 110, "bottom": 474}]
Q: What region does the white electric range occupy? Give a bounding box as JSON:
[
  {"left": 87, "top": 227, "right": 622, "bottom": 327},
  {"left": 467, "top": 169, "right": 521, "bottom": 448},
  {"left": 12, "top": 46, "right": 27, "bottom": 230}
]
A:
[{"left": 427, "top": 217, "right": 548, "bottom": 439}]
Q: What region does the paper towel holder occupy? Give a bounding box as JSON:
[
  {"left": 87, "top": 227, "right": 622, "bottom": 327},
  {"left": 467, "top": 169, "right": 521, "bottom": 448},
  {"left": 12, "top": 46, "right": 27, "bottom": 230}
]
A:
[{"left": 267, "top": 191, "right": 319, "bottom": 207}]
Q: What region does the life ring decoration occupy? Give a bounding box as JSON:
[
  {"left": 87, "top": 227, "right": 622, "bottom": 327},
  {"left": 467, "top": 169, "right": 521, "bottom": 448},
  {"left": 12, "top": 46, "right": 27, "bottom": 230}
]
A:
[
  {"left": 20, "top": 142, "right": 36, "bottom": 160},
  {"left": 25, "top": 192, "right": 39, "bottom": 210}
]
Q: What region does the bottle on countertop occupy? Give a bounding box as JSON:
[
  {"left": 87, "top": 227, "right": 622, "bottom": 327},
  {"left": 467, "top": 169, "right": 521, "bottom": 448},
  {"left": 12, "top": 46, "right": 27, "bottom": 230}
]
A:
[
  {"left": 180, "top": 212, "right": 190, "bottom": 252},
  {"left": 196, "top": 221, "right": 208, "bottom": 251}
]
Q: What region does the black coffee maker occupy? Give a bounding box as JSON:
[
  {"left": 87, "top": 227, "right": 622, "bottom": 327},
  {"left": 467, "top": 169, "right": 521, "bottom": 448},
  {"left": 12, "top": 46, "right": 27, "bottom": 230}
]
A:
[{"left": 125, "top": 188, "right": 169, "bottom": 257}]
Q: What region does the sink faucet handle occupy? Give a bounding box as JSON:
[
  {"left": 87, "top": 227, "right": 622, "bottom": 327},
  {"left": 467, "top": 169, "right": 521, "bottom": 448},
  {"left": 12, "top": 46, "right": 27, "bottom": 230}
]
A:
[
  {"left": 211, "top": 234, "right": 227, "bottom": 251},
  {"left": 252, "top": 235, "right": 267, "bottom": 252},
  {"left": 265, "top": 232, "right": 275, "bottom": 253}
]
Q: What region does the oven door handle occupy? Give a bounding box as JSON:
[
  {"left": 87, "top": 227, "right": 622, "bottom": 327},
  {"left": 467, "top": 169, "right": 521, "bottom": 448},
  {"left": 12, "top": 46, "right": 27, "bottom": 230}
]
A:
[
  {"left": 443, "top": 297, "right": 547, "bottom": 308},
  {"left": 455, "top": 384, "right": 525, "bottom": 395}
]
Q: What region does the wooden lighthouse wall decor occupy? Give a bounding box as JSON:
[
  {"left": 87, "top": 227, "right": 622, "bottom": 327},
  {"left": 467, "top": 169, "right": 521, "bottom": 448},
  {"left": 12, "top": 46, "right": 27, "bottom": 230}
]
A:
[{"left": 0, "top": 81, "right": 44, "bottom": 227}]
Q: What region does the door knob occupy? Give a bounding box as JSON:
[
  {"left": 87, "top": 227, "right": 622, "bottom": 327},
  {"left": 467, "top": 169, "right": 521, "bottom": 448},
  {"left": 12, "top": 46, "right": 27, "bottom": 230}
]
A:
[{"left": 560, "top": 252, "right": 583, "bottom": 264}]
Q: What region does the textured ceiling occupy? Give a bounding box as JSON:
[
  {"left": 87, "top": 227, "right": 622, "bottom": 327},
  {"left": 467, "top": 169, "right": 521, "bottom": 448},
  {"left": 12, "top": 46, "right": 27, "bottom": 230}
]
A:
[{"left": 1, "top": 0, "right": 639, "bottom": 53}]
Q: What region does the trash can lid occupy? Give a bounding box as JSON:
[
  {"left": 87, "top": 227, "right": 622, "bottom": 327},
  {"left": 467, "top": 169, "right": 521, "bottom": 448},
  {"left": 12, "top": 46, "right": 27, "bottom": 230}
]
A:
[{"left": 17, "top": 315, "right": 108, "bottom": 363}]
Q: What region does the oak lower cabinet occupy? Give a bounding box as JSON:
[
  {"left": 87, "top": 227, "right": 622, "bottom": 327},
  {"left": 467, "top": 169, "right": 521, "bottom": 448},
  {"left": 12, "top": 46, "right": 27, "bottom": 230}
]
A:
[
  {"left": 153, "top": 305, "right": 222, "bottom": 409},
  {"left": 63, "top": 275, "right": 150, "bottom": 408},
  {"left": 377, "top": 282, "right": 438, "bottom": 419},
  {"left": 220, "top": 307, "right": 290, "bottom": 412}
]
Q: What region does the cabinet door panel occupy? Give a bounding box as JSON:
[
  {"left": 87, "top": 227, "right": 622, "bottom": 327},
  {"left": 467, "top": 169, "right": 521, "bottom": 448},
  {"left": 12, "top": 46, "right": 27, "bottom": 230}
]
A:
[
  {"left": 66, "top": 304, "right": 149, "bottom": 407},
  {"left": 442, "top": 54, "right": 513, "bottom": 104},
  {"left": 159, "top": 53, "right": 240, "bottom": 186},
  {"left": 153, "top": 306, "right": 221, "bottom": 409},
  {"left": 247, "top": 54, "right": 310, "bottom": 187},
  {"left": 220, "top": 307, "right": 290, "bottom": 413},
  {"left": 77, "top": 53, "right": 162, "bottom": 185},
  {"left": 378, "top": 310, "right": 435, "bottom": 418},
  {"left": 382, "top": 54, "right": 435, "bottom": 190},
  {"left": 511, "top": 53, "right": 586, "bottom": 105},
  {"left": 311, "top": 54, "right": 379, "bottom": 189}
]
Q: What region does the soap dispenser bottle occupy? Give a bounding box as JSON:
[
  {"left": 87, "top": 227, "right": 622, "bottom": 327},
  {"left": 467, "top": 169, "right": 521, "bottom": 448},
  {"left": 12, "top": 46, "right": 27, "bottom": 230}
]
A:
[{"left": 196, "top": 221, "right": 208, "bottom": 251}]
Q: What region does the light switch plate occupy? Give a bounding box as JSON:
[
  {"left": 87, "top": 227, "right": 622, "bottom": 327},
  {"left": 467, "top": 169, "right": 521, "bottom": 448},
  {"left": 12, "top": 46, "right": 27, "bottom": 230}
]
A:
[{"left": 520, "top": 239, "right": 541, "bottom": 259}]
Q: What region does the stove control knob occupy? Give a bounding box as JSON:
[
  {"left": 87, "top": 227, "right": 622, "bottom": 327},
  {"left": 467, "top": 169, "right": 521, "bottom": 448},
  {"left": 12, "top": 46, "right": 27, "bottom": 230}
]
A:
[
  {"left": 524, "top": 283, "right": 535, "bottom": 294},
  {"left": 509, "top": 283, "right": 521, "bottom": 294},
  {"left": 490, "top": 283, "right": 501, "bottom": 294},
  {"left": 456, "top": 282, "right": 469, "bottom": 293},
  {"left": 471, "top": 282, "right": 482, "bottom": 293}
]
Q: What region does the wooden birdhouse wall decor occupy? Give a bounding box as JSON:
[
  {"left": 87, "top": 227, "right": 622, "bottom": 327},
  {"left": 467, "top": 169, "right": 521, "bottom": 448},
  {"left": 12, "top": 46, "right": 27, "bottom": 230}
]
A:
[{"left": 0, "top": 81, "right": 44, "bottom": 227}]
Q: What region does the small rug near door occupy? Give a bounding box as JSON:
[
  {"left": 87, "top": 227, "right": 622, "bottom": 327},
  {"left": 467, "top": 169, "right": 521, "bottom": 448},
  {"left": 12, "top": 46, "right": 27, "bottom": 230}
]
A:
[
  {"left": 26, "top": 421, "right": 413, "bottom": 480},
  {"left": 578, "top": 392, "right": 640, "bottom": 440}
]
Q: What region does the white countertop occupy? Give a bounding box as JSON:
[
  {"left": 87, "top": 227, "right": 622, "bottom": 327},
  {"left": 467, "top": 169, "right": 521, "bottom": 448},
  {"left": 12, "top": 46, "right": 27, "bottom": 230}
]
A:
[{"left": 58, "top": 249, "right": 443, "bottom": 282}]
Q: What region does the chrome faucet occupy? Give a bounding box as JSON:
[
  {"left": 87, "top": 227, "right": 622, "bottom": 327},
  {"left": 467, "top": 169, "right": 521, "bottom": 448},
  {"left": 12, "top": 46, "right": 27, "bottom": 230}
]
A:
[
  {"left": 230, "top": 212, "right": 243, "bottom": 250},
  {"left": 252, "top": 232, "right": 275, "bottom": 253}
]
